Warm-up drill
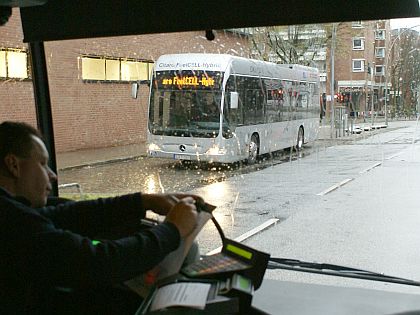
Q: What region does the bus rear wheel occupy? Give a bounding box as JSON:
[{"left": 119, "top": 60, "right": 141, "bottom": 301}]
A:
[
  {"left": 295, "top": 127, "right": 304, "bottom": 151},
  {"left": 247, "top": 134, "right": 259, "bottom": 165}
]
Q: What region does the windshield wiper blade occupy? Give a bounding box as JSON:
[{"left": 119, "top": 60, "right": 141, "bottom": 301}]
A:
[{"left": 268, "top": 257, "right": 420, "bottom": 287}]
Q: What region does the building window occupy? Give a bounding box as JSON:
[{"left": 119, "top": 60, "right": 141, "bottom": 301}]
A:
[
  {"left": 352, "top": 21, "right": 364, "bottom": 28},
  {"left": 375, "top": 30, "right": 385, "bottom": 40},
  {"left": 375, "top": 65, "right": 385, "bottom": 76},
  {"left": 81, "top": 56, "right": 153, "bottom": 82},
  {"left": 375, "top": 47, "right": 385, "bottom": 58},
  {"left": 352, "top": 38, "right": 364, "bottom": 50},
  {"left": 82, "top": 57, "right": 106, "bottom": 80},
  {"left": 105, "top": 59, "right": 120, "bottom": 81},
  {"left": 121, "top": 60, "right": 149, "bottom": 81},
  {"left": 352, "top": 59, "right": 365, "bottom": 72},
  {"left": 0, "top": 49, "right": 29, "bottom": 79}
]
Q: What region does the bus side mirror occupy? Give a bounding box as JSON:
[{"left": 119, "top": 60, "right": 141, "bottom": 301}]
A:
[
  {"left": 131, "top": 83, "right": 139, "bottom": 99},
  {"left": 230, "top": 92, "right": 239, "bottom": 109}
]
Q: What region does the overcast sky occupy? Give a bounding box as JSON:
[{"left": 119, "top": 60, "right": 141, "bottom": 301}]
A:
[{"left": 390, "top": 17, "right": 420, "bottom": 30}]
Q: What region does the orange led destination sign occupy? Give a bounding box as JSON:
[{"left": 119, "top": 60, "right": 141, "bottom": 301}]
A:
[
  {"left": 155, "top": 70, "right": 222, "bottom": 90},
  {"left": 162, "top": 76, "right": 215, "bottom": 87}
]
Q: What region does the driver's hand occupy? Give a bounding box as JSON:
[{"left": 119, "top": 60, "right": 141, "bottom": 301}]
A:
[
  {"left": 142, "top": 193, "right": 205, "bottom": 216},
  {"left": 165, "top": 197, "right": 198, "bottom": 238}
]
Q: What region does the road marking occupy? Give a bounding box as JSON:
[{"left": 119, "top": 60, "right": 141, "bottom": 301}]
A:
[
  {"left": 385, "top": 151, "right": 404, "bottom": 160},
  {"left": 206, "top": 218, "right": 279, "bottom": 255},
  {"left": 316, "top": 178, "right": 354, "bottom": 196},
  {"left": 359, "top": 162, "right": 382, "bottom": 174}
]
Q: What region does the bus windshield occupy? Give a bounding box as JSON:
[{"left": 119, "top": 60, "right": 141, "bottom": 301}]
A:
[{"left": 148, "top": 70, "right": 224, "bottom": 138}]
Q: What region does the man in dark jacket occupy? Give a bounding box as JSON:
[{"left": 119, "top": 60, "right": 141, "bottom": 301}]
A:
[{"left": 0, "top": 121, "right": 203, "bottom": 314}]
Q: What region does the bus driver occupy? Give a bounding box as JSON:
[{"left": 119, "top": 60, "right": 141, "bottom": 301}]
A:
[{"left": 0, "top": 121, "right": 206, "bottom": 314}]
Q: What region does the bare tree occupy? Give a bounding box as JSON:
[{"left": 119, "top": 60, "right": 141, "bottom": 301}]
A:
[
  {"left": 390, "top": 30, "right": 420, "bottom": 117},
  {"left": 249, "top": 24, "right": 328, "bottom": 66}
]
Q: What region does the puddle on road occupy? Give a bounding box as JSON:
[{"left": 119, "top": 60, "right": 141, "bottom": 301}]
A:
[{"left": 59, "top": 147, "right": 315, "bottom": 196}]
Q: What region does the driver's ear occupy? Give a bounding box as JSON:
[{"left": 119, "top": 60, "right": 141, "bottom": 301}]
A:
[{"left": 3, "top": 153, "right": 20, "bottom": 178}]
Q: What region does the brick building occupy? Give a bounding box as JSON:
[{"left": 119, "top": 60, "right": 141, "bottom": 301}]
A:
[
  {"left": 326, "top": 20, "right": 391, "bottom": 118},
  {"left": 0, "top": 9, "right": 250, "bottom": 153}
]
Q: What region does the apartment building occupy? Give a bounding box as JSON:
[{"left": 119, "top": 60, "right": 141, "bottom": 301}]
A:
[
  {"left": 0, "top": 9, "right": 250, "bottom": 153},
  {"left": 328, "top": 20, "right": 391, "bottom": 118}
]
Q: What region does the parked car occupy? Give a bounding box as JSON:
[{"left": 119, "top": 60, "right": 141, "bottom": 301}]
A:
[{"left": 346, "top": 125, "right": 363, "bottom": 134}]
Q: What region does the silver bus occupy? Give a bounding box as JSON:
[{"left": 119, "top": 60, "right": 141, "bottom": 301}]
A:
[{"left": 147, "top": 53, "right": 320, "bottom": 164}]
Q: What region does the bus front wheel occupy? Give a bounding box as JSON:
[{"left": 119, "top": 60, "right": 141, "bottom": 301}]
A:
[{"left": 247, "top": 134, "right": 259, "bottom": 164}]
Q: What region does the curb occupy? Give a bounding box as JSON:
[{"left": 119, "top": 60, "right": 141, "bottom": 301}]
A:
[{"left": 58, "top": 155, "right": 145, "bottom": 172}]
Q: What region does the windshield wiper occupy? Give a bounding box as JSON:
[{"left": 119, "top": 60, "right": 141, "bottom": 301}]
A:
[{"left": 268, "top": 257, "right": 420, "bottom": 287}]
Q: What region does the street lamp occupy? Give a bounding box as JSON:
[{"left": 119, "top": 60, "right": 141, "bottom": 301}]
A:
[
  {"left": 330, "top": 23, "right": 337, "bottom": 138},
  {"left": 370, "top": 61, "right": 375, "bottom": 126},
  {"left": 398, "top": 77, "right": 403, "bottom": 114},
  {"left": 384, "top": 24, "right": 420, "bottom": 125}
]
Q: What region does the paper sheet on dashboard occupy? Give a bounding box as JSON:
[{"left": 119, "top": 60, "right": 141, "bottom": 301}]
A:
[
  {"left": 150, "top": 282, "right": 211, "bottom": 311},
  {"left": 125, "top": 208, "right": 214, "bottom": 297}
]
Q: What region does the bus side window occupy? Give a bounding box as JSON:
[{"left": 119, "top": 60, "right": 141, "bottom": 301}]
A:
[
  {"left": 242, "top": 76, "right": 263, "bottom": 125},
  {"left": 244, "top": 89, "right": 255, "bottom": 125},
  {"left": 280, "top": 81, "right": 291, "bottom": 121},
  {"left": 255, "top": 90, "right": 265, "bottom": 124},
  {"left": 266, "top": 89, "right": 282, "bottom": 123},
  {"left": 265, "top": 90, "right": 278, "bottom": 123}
]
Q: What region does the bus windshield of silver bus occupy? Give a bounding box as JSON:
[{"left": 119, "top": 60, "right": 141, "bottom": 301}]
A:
[{"left": 148, "top": 70, "right": 228, "bottom": 138}]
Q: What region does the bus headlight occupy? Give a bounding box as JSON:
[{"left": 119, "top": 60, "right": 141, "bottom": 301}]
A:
[
  {"left": 148, "top": 143, "right": 161, "bottom": 151},
  {"left": 205, "top": 145, "right": 227, "bottom": 155}
]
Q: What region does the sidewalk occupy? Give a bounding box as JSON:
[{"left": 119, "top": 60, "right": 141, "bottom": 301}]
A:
[{"left": 56, "top": 142, "right": 147, "bottom": 171}]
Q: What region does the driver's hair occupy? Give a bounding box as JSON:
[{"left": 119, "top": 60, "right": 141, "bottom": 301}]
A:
[{"left": 0, "top": 121, "right": 42, "bottom": 171}]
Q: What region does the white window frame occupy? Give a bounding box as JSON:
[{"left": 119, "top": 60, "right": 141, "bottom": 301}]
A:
[
  {"left": 352, "top": 59, "right": 365, "bottom": 72},
  {"left": 352, "top": 38, "right": 365, "bottom": 50},
  {"left": 375, "top": 47, "right": 385, "bottom": 58},
  {"left": 375, "top": 30, "right": 386, "bottom": 40},
  {"left": 352, "top": 21, "right": 364, "bottom": 28}
]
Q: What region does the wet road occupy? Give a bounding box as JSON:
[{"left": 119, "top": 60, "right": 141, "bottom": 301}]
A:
[
  {"left": 57, "top": 144, "right": 321, "bottom": 197},
  {"left": 57, "top": 125, "right": 395, "bottom": 199}
]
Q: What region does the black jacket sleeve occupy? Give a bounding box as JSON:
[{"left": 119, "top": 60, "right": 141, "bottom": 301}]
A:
[
  {"left": 0, "top": 195, "right": 181, "bottom": 288},
  {"left": 38, "top": 193, "right": 146, "bottom": 237}
]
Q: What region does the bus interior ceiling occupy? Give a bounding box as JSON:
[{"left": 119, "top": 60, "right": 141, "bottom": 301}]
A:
[
  {"left": 18, "top": 0, "right": 420, "bottom": 42},
  {"left": 1, "top": 0, "right": 419, "bottom": 190}
]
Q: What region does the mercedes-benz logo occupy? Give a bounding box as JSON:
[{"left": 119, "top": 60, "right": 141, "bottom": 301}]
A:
[{"left": 179, "top": 145, "right": 186, "bottom": 152}]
